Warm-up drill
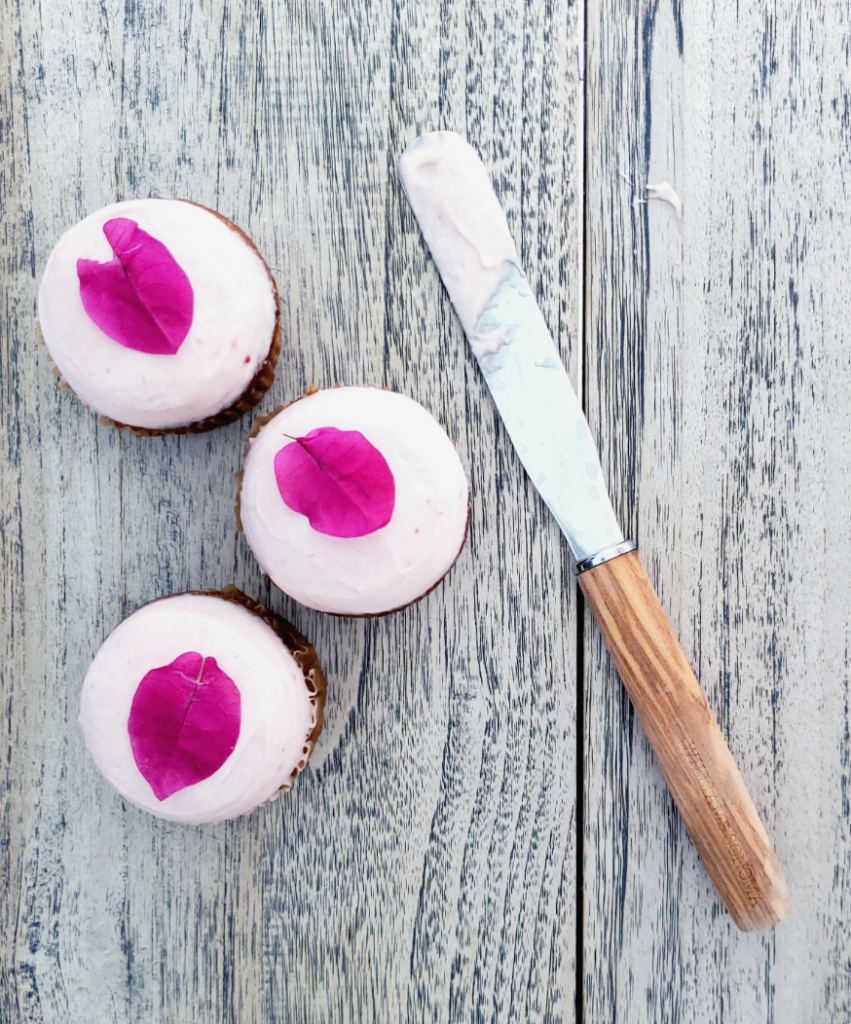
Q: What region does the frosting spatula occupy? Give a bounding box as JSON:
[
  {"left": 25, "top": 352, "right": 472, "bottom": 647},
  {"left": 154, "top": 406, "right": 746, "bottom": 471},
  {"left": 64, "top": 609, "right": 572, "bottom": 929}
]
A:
[{"left": 399, "top": 131, "right": 789, "bottom": 931}]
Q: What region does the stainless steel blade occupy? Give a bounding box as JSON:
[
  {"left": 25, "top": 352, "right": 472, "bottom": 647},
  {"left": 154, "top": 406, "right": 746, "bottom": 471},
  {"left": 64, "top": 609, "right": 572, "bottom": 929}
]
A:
[{"left": 400, "top": 131, "right": 623, "bottom": 561}]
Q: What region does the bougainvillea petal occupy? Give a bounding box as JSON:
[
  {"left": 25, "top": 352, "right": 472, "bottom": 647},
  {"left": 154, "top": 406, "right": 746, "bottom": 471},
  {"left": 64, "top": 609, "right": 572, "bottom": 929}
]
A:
[
  {"left": 128, "top": 652, "right": 241, "bottom": 801},
  {"left": 77, "top": 217, "right": 194, "bottom": 355},
  {"left": 274, "top": 426, "right": 395, "bottom": 537}
]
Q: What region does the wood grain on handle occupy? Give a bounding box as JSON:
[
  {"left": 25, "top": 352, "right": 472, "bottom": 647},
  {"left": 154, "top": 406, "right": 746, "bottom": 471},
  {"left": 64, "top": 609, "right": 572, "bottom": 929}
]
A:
[{"left": 578, "top": 549, "right": 790, "bottom": 931}]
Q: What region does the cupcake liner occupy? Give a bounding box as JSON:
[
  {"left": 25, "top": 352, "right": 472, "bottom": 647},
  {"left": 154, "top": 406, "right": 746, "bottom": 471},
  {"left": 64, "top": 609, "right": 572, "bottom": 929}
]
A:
[{"left": 39, "top": 200, "right": 281, "bottom": 436}]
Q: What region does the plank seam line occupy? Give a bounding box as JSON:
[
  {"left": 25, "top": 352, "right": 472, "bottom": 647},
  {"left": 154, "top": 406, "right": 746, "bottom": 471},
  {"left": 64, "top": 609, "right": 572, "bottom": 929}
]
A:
[{"left": 576, "top": 0, "right": 591, "bottom": 1018}]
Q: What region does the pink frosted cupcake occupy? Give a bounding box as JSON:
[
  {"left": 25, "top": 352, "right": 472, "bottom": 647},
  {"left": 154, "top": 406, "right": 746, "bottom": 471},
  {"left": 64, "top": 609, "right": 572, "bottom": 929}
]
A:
[
  {"left": 238, "top": 386, "right": 470, "bottom": 616},
  {"left": 80, "top": 588, "right": 325, "bottom": 823},
  {"left": 38, "top": 199, "right": 280, "bottom": 434}
]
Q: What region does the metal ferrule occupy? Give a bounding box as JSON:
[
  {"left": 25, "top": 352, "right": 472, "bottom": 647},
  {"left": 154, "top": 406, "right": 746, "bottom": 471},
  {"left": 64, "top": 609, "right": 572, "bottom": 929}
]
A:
[{"left": 574, "top": 540, "right": 637, "bottom": 575}]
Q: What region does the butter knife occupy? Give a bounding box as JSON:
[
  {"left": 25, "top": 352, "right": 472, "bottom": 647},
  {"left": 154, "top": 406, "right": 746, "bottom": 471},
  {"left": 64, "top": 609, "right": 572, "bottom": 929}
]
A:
[{"left": 400, "top": 131, "right": 789, "bottom": 931}]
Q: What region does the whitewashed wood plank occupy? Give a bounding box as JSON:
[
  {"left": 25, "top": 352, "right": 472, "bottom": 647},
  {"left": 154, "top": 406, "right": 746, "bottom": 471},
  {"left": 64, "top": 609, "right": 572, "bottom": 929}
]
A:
[
  {"left": 1, "top": 1, "right": 583, "bottom": 1021},
  {"left": 585, "top": 0, "right": 851, "bottom": 1020},
  {"left": 240, "top": 1, "right": 584, "bottom": 1020}
]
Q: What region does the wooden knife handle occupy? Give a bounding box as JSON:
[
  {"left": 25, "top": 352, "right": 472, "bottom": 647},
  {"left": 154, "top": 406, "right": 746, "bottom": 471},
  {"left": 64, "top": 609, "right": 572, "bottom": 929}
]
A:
[{"left": 578, "top": 548, "right": 789, "bottom": 931}]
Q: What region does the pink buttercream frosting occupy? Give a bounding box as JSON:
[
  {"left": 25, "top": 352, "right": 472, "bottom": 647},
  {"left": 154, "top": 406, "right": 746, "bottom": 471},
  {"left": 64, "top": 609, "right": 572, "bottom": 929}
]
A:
[
  {"left": 80, "top": 593, "right": 314, "bottom": 824},
  {"left": 240, "top": 388, "right": 469, "bottom": 616},
  {"left": 38, "top": 199, "right": 276, "bottom": 430}
]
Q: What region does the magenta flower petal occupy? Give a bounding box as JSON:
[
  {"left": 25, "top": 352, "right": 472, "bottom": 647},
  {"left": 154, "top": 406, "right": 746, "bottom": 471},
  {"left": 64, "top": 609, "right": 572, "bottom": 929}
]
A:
[
  {"left": 127, "top": 652, "right": 241, "bottom": 801},
  {"left": 274, "top": 426, "right": 396, "bottom": 538},
  {"left": 77, "top": 217, "right": 194, "bottom": 355}
]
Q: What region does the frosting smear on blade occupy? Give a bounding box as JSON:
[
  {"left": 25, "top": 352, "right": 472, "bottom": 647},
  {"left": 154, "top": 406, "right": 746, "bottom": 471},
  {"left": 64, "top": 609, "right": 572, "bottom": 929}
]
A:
[
  {"left": 77, "top": 218, "right": 194, "bottom": 355},
  {"left": 399, "top": 132, "right": 519, "bottom": 334}
]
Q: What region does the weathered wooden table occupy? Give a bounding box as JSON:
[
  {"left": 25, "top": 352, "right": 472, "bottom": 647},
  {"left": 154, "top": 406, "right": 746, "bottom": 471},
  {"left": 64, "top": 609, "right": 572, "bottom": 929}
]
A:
[{"left": 2, "top": 1, "right": 849, "bottom": 1021}]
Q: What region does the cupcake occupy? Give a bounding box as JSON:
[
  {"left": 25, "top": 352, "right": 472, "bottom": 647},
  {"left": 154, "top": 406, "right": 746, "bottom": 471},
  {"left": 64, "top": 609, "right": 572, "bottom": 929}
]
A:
[
  {"left": 238, "top": 386, "right": 469, "bottom": 616},
  {"left": 37, "top": 198, "right": 280, "bottom": 434},
  {"left": 80, "top": 588, "right": 325, "bottom": 823}
]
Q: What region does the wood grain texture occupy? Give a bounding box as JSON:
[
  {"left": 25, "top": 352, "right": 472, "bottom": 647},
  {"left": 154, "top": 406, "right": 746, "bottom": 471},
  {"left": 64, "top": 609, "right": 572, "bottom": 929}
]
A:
[
  {"left": 0, "top": 1, "right": 582, "bottom": 1022},
  {"left": 579, "top": 550, "right": 788, "bottom": 931},
  {"left": 585, "top": 0, "right": 851, "bottom": 1019},
  {"left": 5, "top": 0, "right": 851, "bottom": 1019}
]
